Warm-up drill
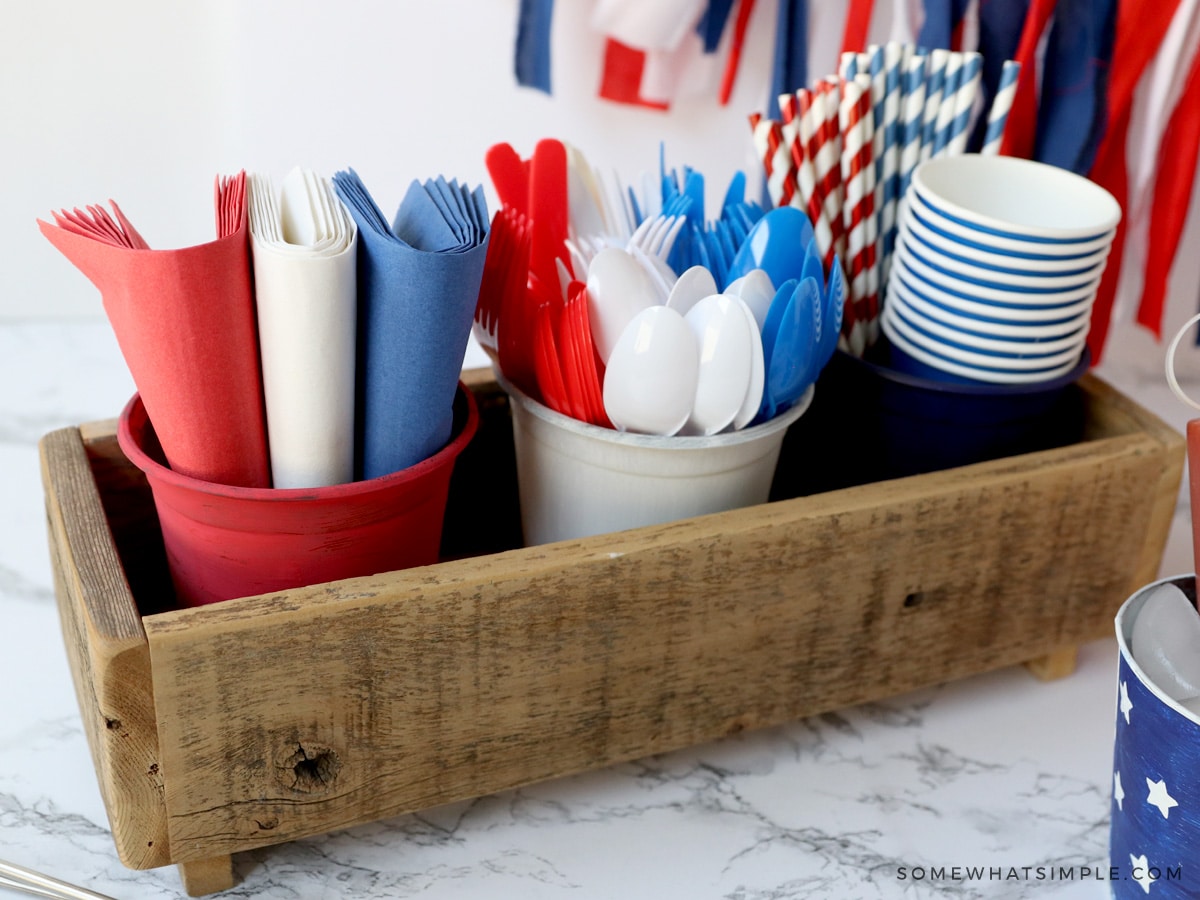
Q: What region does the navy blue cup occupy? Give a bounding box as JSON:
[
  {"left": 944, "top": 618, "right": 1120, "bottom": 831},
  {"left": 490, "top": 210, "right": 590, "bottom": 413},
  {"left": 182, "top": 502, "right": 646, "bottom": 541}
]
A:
[
  {"left": 1111, "top": 575, "right": 1200, "bottom": 898},
  {"left": 769, "top": 341, "right": 1089, "bottom": 497}
]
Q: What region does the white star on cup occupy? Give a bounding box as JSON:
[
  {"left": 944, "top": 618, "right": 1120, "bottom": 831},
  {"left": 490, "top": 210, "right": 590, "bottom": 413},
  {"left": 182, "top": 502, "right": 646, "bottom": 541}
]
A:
[
  {"left": 1146, "top": 778, "right": 1178, "bottom": 819},
  {"left": 1131, "top": 853, "right": 1156, "bottom": 894}
]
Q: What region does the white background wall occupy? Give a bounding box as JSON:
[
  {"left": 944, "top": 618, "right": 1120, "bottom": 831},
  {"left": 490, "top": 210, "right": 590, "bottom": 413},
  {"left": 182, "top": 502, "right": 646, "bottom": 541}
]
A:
[{"left": 5, "top": 0, "right": 1200, "bottom": 376}]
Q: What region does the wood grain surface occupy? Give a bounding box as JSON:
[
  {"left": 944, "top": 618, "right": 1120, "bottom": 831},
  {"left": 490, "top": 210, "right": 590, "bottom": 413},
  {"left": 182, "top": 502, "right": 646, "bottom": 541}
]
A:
[
  {"left": 39, "top": 427, "right": 168, "bottom": 869},
  {"left": 39, "top": 371, "right": 1185, "bottom": 876}
]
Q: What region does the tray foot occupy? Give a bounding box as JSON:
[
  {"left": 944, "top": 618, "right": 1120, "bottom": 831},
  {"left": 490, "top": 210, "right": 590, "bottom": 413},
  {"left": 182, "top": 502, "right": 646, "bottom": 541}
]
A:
[
  {"left": 1025, "top": 647, "right": 1078, "bottom": 681},
  {"left": 178, "top": 855, "right": 235, "bottom": 897}
]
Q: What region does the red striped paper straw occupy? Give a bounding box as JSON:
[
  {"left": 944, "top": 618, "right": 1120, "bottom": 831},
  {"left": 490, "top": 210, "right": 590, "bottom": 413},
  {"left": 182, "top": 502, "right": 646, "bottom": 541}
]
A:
[
  {"left": 853, "top": 72, "right": 881, "bottom": 344},
  {"left": 840, "top": 76, "right": 875, "bottom": 355},
  {"left": 814, "top": 80, "right": 847, "bottom": 263},
  {"left": 790, "top": 89, "right": 838, "bottom": 272},
  {"left": 779, "top": 92, "right": 798, "bottom": 124},
  {"left": 749, "top": 113, "right": 797, "bottom": 209}
]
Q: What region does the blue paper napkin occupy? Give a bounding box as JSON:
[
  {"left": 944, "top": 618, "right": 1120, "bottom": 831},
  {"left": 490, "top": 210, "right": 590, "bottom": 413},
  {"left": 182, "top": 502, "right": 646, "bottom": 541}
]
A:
[{"left": 333, "top": 170, "right": 490, "bottom": 480}]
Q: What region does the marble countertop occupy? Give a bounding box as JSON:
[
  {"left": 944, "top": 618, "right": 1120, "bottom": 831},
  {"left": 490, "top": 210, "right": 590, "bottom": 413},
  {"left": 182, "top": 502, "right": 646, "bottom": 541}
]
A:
[{"left": 1, "top": 320, "right": 1193, "bottom": 900}]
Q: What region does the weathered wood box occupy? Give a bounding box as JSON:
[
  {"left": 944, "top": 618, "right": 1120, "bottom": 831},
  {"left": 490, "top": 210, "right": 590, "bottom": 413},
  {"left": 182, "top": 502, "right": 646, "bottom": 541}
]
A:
[{"left": 39, "top": 369, "right": 1185, "bottom": 896}]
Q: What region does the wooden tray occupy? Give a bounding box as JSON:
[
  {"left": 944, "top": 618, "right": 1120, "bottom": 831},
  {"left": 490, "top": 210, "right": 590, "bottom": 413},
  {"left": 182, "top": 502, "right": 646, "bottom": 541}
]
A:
[{"left": 39, "top": 369, "right": 1184, "bottom": 895}]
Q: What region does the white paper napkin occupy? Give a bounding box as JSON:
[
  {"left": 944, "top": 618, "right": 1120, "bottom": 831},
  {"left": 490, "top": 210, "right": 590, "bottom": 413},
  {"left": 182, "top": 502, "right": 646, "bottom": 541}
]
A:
[{"left": 249, "top": 167, "right": 358, "bottom": 488}]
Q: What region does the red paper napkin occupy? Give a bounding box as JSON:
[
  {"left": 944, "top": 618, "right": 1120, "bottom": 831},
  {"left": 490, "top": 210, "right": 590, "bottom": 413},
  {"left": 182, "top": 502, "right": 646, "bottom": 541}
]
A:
[{"left": 39, "top": 173, "right": 271, "bottom": 488}]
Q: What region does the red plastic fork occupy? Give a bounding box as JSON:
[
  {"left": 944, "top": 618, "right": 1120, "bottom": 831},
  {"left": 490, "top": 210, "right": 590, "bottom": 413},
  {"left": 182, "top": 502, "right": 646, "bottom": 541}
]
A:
[
  {"left": 562, "top": 282, "right": 611, "bottom": 427},
  {"left": 532, "top": 284, "right": 571, "bottom": 416}
]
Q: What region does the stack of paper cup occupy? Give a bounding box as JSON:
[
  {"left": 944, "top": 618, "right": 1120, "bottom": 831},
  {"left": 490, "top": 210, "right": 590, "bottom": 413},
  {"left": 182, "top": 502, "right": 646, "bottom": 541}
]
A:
[{"left": 882, "top": 154, "right": 1120, "bottom": 385}]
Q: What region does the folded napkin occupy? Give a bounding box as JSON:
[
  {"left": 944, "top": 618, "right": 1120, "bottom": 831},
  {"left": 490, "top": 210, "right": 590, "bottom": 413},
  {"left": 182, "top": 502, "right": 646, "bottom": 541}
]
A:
[
  {"left": 332, "top": 170, "right": 490, "bottom": 479},
  {"left": 38, "top": 173, "right": 271, "bottom": 488},
  {"left": 249, "top": 168, "right": 358, "bottom": 488}
]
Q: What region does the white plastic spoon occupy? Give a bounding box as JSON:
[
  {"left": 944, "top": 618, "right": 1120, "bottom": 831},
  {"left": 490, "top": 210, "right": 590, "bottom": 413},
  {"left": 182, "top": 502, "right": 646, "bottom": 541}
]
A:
[
  {"left": 725, "top": 268, "right": 775, "bottom": 331},
  {"left": 603, "top": 305, "right": 699, "bottom": 435},
  {"left": 732, "top": 296, "right": 766, "bottom": 430},
  {"left": 682, "top": 294, "right": 754, "bottom": 435},
  {"left": 665, "top": 265, "right": 719, "bottom": 316},
  {"left": 586, "top": 247, "right": 660, "bottom": 363}
]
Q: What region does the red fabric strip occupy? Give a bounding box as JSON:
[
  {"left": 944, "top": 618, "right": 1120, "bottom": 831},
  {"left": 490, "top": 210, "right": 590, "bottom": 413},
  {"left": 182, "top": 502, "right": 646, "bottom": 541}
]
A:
[
  {"left": 1135, "top": 41, "right": 1200, "bottom": 337},
  {"left": 840, "top": 0, "right": 875, "bottom": 55},
  {"left": 720, "top": 0, "right": 759, "bottom": 104},
  {"left": 998, "top": 0, "right": 1058, "bottom": 159},
  {"left": 599, "top": 38, "right": 670, "bottom": 110},
  {"left": 1084, "top": 0, "right": 1184, "bottom": 362}
]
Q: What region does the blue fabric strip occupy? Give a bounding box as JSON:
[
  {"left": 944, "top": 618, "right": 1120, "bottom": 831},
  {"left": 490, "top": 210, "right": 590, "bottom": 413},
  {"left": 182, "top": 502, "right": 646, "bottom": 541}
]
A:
[
  {"left": 1034, "top": 0, "right": 1117, "bottom": 175},
  {"left": 515, "top": 0, "right": 554, "bottom": 94}
]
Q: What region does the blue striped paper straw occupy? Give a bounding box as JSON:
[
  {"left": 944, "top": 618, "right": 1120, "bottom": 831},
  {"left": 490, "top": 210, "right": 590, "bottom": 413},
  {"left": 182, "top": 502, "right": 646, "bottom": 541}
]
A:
[
  {"left": 982, "top": 60, "right": 1021, "bottom": 156},
  {"left": 857, "top": 52, "right": 871, "bottom": 81},
  {"left": 868, "top": 46, "right": 887, "bottom": 183},
  {"left": 880, "top": 42, "right": 905, "bottom": 283},
  {"left": 948, "top": 52, "right": 983, "bottom": 156},
  {"left": 839, "top": 51, "right": 859, "bottom": 81},
  {"left": 868, "top": 44, "right": 887, "bottom": 287},
  {"left": 932, "top": 51, "right": 964, "bottom": 157},
  {"left": 920, "top": 49, "right": 950, "bottom": 162},
  {"left": 898, "top": 53, "right": 928, "bottom": 202}
]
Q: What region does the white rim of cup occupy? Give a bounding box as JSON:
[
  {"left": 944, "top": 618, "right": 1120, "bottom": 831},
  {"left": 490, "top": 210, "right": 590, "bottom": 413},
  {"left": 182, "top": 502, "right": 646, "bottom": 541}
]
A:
[
  {"left": 889, "top": 261, "right": 1096, "bottom": 323},
  {"left": 900, "top": 204, "right": 1112, "bottom": 275},
  {"left": 911, "top": 155, "right": 1122, "bottom": 241},
  {"left": 887, "top": 290, "right": 1088, "bottom": 354},
  {"left": 1166, "top": 312, "right": 1200, "bottom": 411},
  {"left": 892, "top": 247, "right": 1101, "bottom": 308},
  {"left": 897, "top": 236, "right": 1099, "bottom": 296},
  {"left": 499, "top": 371, "right": 815, "bottom": 447},
  {"left": 882, "top": 315, "right": 1084, "bottom": 384},
  {"left": 884, "top": 304, "right": 1084, "bottom": 370},
  {"left": 905, "top": 191, "right": 1117, "bottom": 257},
  {"left": 1115, "top": 574, "right": 1200, "bottom": 726},
  {"left": 887, "top": 272, "right": 1093, "bottom": 336},
  {"left": 897, "top": 220, "right": 1108, "bottom": 289}
]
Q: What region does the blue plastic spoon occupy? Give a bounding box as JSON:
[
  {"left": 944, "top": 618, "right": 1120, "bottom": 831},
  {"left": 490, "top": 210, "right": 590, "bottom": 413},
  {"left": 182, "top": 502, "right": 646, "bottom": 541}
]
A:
[{"left": 725, "top": 206, "right": 817, "bottom": 288}]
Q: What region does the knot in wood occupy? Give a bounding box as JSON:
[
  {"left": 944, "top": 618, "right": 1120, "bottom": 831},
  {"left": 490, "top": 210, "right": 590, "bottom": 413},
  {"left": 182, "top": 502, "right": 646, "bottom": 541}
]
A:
[{"left": 278, "top": 742, "right": 342, "bottom": 794}]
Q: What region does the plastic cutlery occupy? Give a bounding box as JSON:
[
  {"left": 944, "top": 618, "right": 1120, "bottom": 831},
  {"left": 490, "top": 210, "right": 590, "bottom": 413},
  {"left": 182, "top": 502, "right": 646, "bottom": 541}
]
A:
[
  {"left": 726, "top": 268, "right": 775, "bottom": 330},
  {"left": 585, "top": 247, "right": 660, "bottom": 363},
  {"left": 683, "top": 294, "right": 755, "bottom": 435},
  {"left": 758, "top": 278, "right": 798, "bottom": 419},
  {"left": 603, "top": 305, "right": 700, "bottom": 436},
  {"left": 725, "top": 206, "right": 816, "bottom": 288},
  {"left": 665, "top": 265, "right": 719, "bottom": 316},
  {"left": 485, "top": 142, "right": 529, "bottom": 215},
  {"left": 528, "top": 138, "right": 572, "bottom": 291},
  {"left": 767, "top": 277, "right": 820, "bottom": 410},
  {"left": 733, "top": 298, "right": 766, "bottom": 430}
]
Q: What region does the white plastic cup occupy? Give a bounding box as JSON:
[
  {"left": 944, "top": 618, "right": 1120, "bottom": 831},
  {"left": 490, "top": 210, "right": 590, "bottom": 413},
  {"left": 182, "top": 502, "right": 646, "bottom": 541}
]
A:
[
  {"left": 887, "top": 273, "right": 1093, "bottom": 337},
  {"left": 887, "top": 292, "right": 1088, "bottom": 354},
  {"left": 905, "top": 190, "right": 1115, "bottom": 258},
  {"left": 882, "top": 314, "right": 1084, "bottom": 384},
  {"left": 884, "top": 302, "right": 1084, "bottom": 369},
  {"left": 896, "top": 242, "right": 1103, "bottom": 306},
  {"left": 502, "top": 378, "right": 813, "bottom": 546},
  {"left": 912, "top": 154, "right": 1122, "bottom": 241},
  {"left": 900, "top": 202, "right": 1112, "bottom": 274},
  {"left": 889, "top": 258, "right": 1097, "bottom": 322}
]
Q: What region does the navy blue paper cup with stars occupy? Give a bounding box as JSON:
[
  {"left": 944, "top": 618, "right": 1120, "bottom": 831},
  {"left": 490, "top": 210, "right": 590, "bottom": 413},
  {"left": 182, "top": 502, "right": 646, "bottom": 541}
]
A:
[{"left": 1112, "top": 575, "right": 1199, "bottom": 897}]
